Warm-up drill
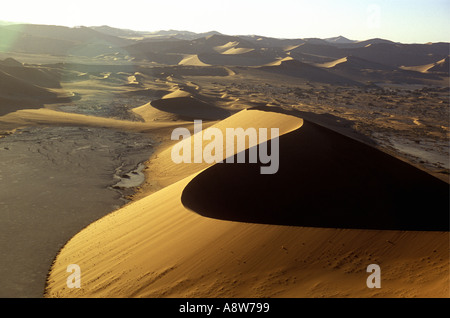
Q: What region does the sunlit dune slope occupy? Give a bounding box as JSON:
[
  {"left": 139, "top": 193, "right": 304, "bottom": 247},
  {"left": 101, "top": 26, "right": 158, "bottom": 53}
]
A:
[
  {"left": 178, "top": 54, "right": 210, "bottom": 66},
  {"left": 136, "top": 108, "right": 303, "bottom": 188},
  {"left": 258, "top": 57, "right": 360, "bottom": 85},
  {"left": 400, "top": 57, "right": 449, "bottom": 74},
  {"left": 0, "top": 108, "right": 184, "bottom": 135},
  {"left": 316, "top": 56, "right": 394, "bottom": 71},
  {"left": 132, "top": 102, "right": 183, "bottom": 122},
  {"left": 213, "top": 41, "right": 255, "bottom": 55},
  {"left": 45, "top": 108, "right": 448, "bottom": 298},
  {"left": 136, "top": 88, "right": 231, "bottom": 121}
]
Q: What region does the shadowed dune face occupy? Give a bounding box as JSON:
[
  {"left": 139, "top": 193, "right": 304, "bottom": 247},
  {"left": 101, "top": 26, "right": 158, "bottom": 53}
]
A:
[
  {"left": 151, "top": 96, "right": 230, "bottom": 120},
  {"left": 182, "top": 119, "right": 449, "bottom": 231},
  {"left": 257, "top": 59, "right": 361, "bottom": 85},
  {"left": 0, "top": 68, "right": 65, "bottom": 116},
  {"left": 0, "top": 59, "right": 61, "bottom": 88}
]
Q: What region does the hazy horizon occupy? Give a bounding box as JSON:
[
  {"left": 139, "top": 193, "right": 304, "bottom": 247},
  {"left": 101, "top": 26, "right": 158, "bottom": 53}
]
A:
[
  {"left": 0, "top": 0, "right": 449, "bottom": 44},
  {"left": 1, "top": 20, "right": 449, "bottom": 45}
]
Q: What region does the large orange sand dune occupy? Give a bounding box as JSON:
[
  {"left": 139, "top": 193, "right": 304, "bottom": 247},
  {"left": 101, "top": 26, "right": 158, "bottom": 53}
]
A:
[{"left": 44, "top": 108, "right": 449, "bottom": 298}]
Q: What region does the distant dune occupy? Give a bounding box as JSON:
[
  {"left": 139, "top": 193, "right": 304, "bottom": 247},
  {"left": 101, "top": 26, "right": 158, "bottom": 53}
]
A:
[
  {"left": 150, "top": 96, "right": 229, "bottom": 121},
  {"left": 428, "top": 56, "right": 449, "bottom": 73},
  {"left": 213, "top": 41, "right": 255, "bottom": 55},
  {"left": 132, "top": 85, "right": 232, "bottom": 121},
  {"left": 132, "top": 102, "right": 182, "bottom": 122},
  {"left": 0, "top": 61, "right": 66, "bottom": 116},
  {"left": 196, "top": 50, "right": 276, "bottom": 67},
  {"left": 178, "top": 54, "right": 210, "bottom": 66},
  {"left": 257, "top": 57, "right": 360, "bottom": 85},
  {"left": 315, "top": 57, "right": 348, "bottom": 68},
  {"left": 400, "top": 56, "right": 449, "bottom": 74},
  {"left": 316, "top": 56, "right": 395, "bottom": 71},
  {"left": 0, "top": 57, "right": 23, "bottom": 67},
  {"left": 325, "top": 36, "right": 355, "bottom": 44},
  {"left": 1, "top": 23, "right": 446, "bottom": 79},
  {"left": 0, "top": 57, "right": 62, "bottom": 84}
]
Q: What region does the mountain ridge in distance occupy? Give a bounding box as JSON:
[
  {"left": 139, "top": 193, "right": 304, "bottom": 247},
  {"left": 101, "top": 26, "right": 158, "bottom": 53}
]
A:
[{"left": 0, "top": 22, "right": 448, "bottom": 81}]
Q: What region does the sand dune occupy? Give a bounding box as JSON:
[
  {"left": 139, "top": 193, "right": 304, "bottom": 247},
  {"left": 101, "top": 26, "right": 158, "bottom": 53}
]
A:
[
  {"left": 428, "top": 56, "right": 449, "bottom": 73},
  {"left": 178, "top": 54, "right": 210, "bottom": 66},
  {"left": 4, "top": 24, "right": 132, "bottom": 47},
  {"left": 0, "top": 57, "right": 23, "bottom": 67},
  {"left": 325, "top": 36, "right": 355, "bottom": 45},
  {"left": 1, "top": 24, "right": 448, "bottom": 299},
  {"left": 316, "top": 57, "right": 348, "bottom": 68},
  {"left": 400, "top": 63, "right": 437, "bottom": 73},
  {"left": 132, "top": 102, "right": 183, "bottom": 122},
  {"left": 213, "top": 41, "right": 239, "bottom": 53},
  {"left": 0, "top": 26, "right": 77, "bottom": 56},
  {"left": 400, "top": 57, "right": 449, "bottom": 74},
  {"left": 257, "top": 57, "right": 360, "bottom": 85},
  {"left": 202, "top": 34, "right": 256, "bottom": 51},
  {"left": 127, "top": 34, "right": 257, "bottom": 58},
  {"left": 220, "top": 47, "right": 255, "bottom": 55},
  {"left": 0, "top": 69, "right": 55, "bottom": 98},
  {"left": 196, "top": 49, "right": 276, "bottom": 67},
  {"left": 0, "top": 24, "right": 133, "bottom": 58},
  {"left": 213, "top": 41, "right": 255, "bottom": 55},
  {"left": 263, "top": 56, "right": 295, "bottom": 66},
  {"left": 345, "top": 43, "right": 448, "bottom": 67},
  {"left": 148, "top": 65, "right": 234, "bottom": 77},
  {"left": 0, "top": 57, "right": 65, "bottom": 91},
  {"left": 0, "top": 108, "right": 184, "bottom": 135},
  {"left": 139, "top": 109, "right": 302, "bottom": 188},
  {"left": 183, "top": 110, "right": 449, "bottom": 231},
  {"left": 0, "top": 67, "right": 67, "bottom": 116},
  {"left": 150, "top": 96, "right": 230, "bottom": 121},
  {"left": 316, "top": 56, "right": 395, "bottom": 71},
  {"left": 287, "top": 42, "right": 344, "bottom": 60},
  {"left": 283, "top": 44, "right": 302, "bottom": 52},
  {"left": 162, "top": 88, "right": 194, "bottom": 99},
  {"left": 45, "top": 108, "right": 448, "bottom": 298},
  {"left": 140, "top": 86, "right": 231, "bottom": 121},
  {"left": 44, "top": 109, "right": 303, "bottom": 297},
  {"left": 283, "top": 40, "right": 449, "bottom": 69}
]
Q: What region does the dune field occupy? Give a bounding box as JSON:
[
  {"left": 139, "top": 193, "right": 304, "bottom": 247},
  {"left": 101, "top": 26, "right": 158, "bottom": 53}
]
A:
[{"left": 0, "top": 24, "right": 448, "bottom": 298}]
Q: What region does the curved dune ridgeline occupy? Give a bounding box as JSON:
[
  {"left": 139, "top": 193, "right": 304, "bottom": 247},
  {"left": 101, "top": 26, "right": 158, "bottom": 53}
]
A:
[
  {"left": 44, "top": 108, "right": 449, "bottom": 298},
  {"left": 257, "top": 57, "right": 361, "bottom": 85},
  {"left": 182, "top": 119, "right": 449, "bottom": 231}
]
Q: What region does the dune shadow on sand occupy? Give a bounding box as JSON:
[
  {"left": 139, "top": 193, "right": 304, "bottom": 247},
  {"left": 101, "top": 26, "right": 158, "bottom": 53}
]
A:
[
  {"left": 151, "top": 96, "right": 230, "bottom": 121},
  {"left": 181, "top": 108, "right": 449, "bottom": 231}
]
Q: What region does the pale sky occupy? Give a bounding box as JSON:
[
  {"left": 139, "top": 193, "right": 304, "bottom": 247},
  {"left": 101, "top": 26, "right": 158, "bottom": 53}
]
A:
[{"left": 1, "top": 0, "right": 449, "bottom": 43}]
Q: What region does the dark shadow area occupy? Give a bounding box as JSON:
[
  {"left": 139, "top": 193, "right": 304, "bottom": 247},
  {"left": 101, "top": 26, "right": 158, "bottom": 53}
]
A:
[
  {"left": 181, "top": 115, "right": 449, "bottom": 231},
  {"left": 151, "top": 96, "right": 230, "bottom": 120}
]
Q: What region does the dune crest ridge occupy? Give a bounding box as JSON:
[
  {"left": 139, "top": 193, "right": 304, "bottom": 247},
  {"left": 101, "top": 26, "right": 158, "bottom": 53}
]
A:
[{"left": 44, "top": 108, "right": 448, "bottom": 298}]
